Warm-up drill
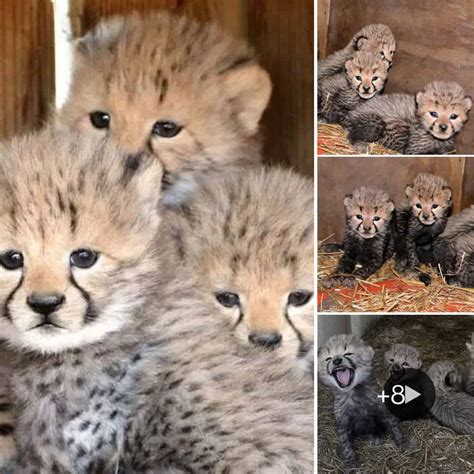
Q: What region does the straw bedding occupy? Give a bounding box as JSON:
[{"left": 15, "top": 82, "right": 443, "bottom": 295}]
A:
[
  {"left": 318, "top": 314, "right": 474, "bottom": 473},
  {"left": 318, "top": 248, "right": 474, "bottom": 313}
]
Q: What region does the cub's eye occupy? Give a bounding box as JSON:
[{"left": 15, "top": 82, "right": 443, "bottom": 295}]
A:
[
  {"left": 325, "top": 357, "right": 331, "bottom": 361},
  {"left": 415, "top": 203, "right": 422, "bottom": 209},
  {"left": 152, "top": 121, "right": 182, "bottom": 138},
  {"left": 389, "top": 358, "right": 394, "bottom": 362},
  {"left": 215, "top": 291, "right": 240, "bottom": 308},
  {"left": 449, "top": 114, "right": 458, "bottom": 120},
  {"left": 89, "top": 111, "right": 110, "bottom": 129},
  {"left": 372, "top": 76, "right": 379, "bottom": 82},
  {"left": 0, "top": 250, "right": 24, "bottom": 270},
  {"left": 373, "top": 216, "right": 381, "bottom": 222},
  {"left": 355, "top": 75, "right": 362, "bottom": 81},
  {"left": 379, "top": 51, "right": 385, "bottom": 58},
  {"left": 402, "top": 362, "right": 408, "bottom": 367},
  {"left": 432, "top": 203, "right": 439, "bottom": 209},
  {"left": 356, "top": 214, "right": 363, "bottom": 220},
  {"left": 343, "top": 352, "right": 353, "bottom": 357},
  {"left": 429, "top": 111, "right": 438, "bottom": 118},
  {"left": 390, "top": 51, "right": 395, "bottom": 55},
  {"left": 288, "top": 290, "right": 313, "bottom": 307},
  {"left": 70, "top": 249, "right": 99, "bottom": 269}
]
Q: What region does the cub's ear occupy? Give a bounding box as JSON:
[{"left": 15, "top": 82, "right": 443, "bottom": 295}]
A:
[
  {"left": 75, "top": 16, "right": 126, "bottom": 58},
  {"left": 441, "top": 186, "right": 452, "bottom": 202},
  {"left": 343, "top": 194, "right": 353, "bottom": 208},
  {"left": 463, "top": 96, "right": 473, "bottom": 112},
  {"left": 221, "top": 63, "right": 272, "bottom": 135},
  {"left": 344, "top": 58, "right": 354, "bottom": 75},
  {"left": 354, "top": 35, "right": 368, "bottom": 51},
  {"left": 365, "top": 345, "right": 375, "bottom": 362},
  {"left": 405, "top": 184, "right": 414, "bottom": 198},
  {"left": 387, "top": 200, "right": 395, "bottom": 214}
]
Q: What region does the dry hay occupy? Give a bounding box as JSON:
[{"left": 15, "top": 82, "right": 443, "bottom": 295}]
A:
[
  {"left": 318, "top": 315, "right": 474, "bottom": 473},
  {"left": 317, "top": 122, "right": 398, "bottom": 155},
  {"left": 318, "top": 246, "right": 474, "bottom": 313}
]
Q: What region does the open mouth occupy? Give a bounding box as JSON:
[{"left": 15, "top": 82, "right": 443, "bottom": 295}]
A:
[{"left": 331, "top": 367, "right": 355, "bottom": 388}]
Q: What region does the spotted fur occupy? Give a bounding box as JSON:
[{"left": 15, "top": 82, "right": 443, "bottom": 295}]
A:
[
  {"left": 318, "top": 334, "right": 403, "bottom": 468},
  {"left": 432, "top": 205, "right": 474, "bottom": 287},
  {"left": 318, "top": 50, "right": 389, "bottom": 125},
  {"left": 346, "top": 81, "right": 472, "bottom": 154},
  {"left": 318, "top": 24, "right": 396, "bottom": 80},
  {"left": 395, "top": 173, "right": 452, "bottom": 273},
  {"left": 466, "top": 334, "right": 474, "bottom": 396},
  {"left": 321, "top": 186, "right": 395, "bottom": 288},
  {"left": 57, "top": 11, "right": 272, "bottom": 184},
  {"left": 427, "top": 361, "right": 474, "bottom": 435}
]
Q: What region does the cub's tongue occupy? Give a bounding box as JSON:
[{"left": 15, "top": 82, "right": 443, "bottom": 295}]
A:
[{"left": 336, "top": 368, "right": 351, "bottom": 386}]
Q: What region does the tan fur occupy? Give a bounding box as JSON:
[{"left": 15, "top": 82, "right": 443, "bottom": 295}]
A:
[
  {"left": 0, "top": 128, "right": 164, "bottom": 354},
  {"left": 416, "top": 81, "right": 472, "bottom": 140},
  {"left": 345, "top": 50, "right": 389, "bottom": 99},
  {"left": 405, "top": 173, "right": 452, "bottom": 225},
  {"left": 354, "top": 24, "right": 396, "bottom": 66},
  {"left": 161, "top": 167, "right": 313, "bottom": 360},
  {"left": 384, "top": 343, "right": 422, "bottom": 374},
  {"left": 344, "top": 186, "right": 395, "bottom": 239},
  {"left": 57, "top": 11, "right": 272, "bottom": 178}
]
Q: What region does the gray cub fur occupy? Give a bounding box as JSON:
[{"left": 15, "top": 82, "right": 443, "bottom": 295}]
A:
[
  {"left": 433, "top": 205, "right": 474, "bottom": 287},
  {"left": 427, "top": 361, "right": 474, "bottom": 435},
  {"left": 465, "top": 334, "right": 474, "bottom": 396},
  {"left": 318, "top": 334, "right": 403, "bottom": 468}
]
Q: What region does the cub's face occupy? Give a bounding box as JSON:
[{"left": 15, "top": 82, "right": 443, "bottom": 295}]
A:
[
  {"left": 318, "top": 334, "right": 374, "bottom": 392},
  {"left": 344, "top": 192, "right": 394, "bottom": 239},
  {"left": 427, "top": 361, "right": 464, "bottom": 393},
  {"left": 0, "top": 134, "right": 163, "bottom": 353},
  {"left": 165, "top": 170, "right": 314, "bottom": 360},
  {"left": 356, "top": 36, "right": 396, "bottom": 67},
  {"left": 345, "top": 52, "right": 389, "bottom": 99},
  {"left": 417, "top": 89, "right": 472, "bottom": 140},
  {"left": 405, "top": 183, "right": 452, "bottom": 226},
  {"left": 384, "top": 344, "right": 422, "bottom": 375},
  {"left": 58, "top": 14, "right": 271, "bottom": 179}
]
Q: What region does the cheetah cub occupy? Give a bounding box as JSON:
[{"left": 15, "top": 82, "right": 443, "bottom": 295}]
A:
[
  {"left": 318, "top": 23, "right": 396, "bottom": 80},
  {"left": 395, "top": 173, "right": 452, "bottom": 275},
  {"left": 322, "top": 186, "right": 395, "bottom": 288},
  {"left": 432, "top": 205, "right": 474, "bottom": 287},
  {"left": 318, "top": 49, "right": 389, "bottom": 125},
  {"left": 346, "top": 81, "right": 472, "bottom": 154},
  {"left": 0, "top": 129, "right": 165, "bottom": 473},
  {"left": 319, "top": 334, "right": 404, "bottom": 468},
  {"left": 384, "top": 343, "right": 422, "bottom": 375},
  {"left": 427, "top": 361, "right": 474, "bottom": 435},
  {"left": 162, "top": 166, "right": 314, "bottom": 365},
  {"left": 57, "top": 11, "right": 271, "bottom": 183}
]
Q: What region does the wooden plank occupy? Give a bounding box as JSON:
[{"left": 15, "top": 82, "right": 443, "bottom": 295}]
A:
[
  {"left": 318, "top": 156, "right": 466, "bottom": 240},
  {"left": 248, "top": 0, "right": 314, "bottom": 176},
  {"left": 317, "top": 0, "right": 331, "bottom": 59},
  {"left": 324, "top": 0, "right": 474, "bottom": 153},
  {"left": 71, "top": 0, "right": 247, "bottom": 38},
  {"left": 0, "top": 0, "right": 54, "bottom": 139},
  {"left": 461, "top": 157, "right": 474, "bottom": 209}
]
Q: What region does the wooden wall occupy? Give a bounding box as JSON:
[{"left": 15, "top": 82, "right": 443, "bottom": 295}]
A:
[
  {"left": 320, "top": 0, "right": 474, "bottom": 154},
  {"left": 318, "top": 156, "right": 471, "bottom": 240},
  {"left": 0, "top": 0, "right": 313, "bottom": 176},
  {"left": 0, "top": 0, "right": 55, "bottom": 138}
]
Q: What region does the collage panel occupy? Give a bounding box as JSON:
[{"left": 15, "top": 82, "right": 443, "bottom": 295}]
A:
[
  {"left": 317, "top": 0, "right": 474, "bottom": 155},
  {"left": 317, "top": 314, "right": 474, "bottom": 472},
  {"left": 317, "top": 156, "right": 473, "bottom": 312}
]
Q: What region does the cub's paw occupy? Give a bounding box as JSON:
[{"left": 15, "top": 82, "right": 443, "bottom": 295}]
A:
[
  {"left": 445, "top": 275, "right": 461, "bottom": 286},
  {"left": 352, "top": 141, "right": 370, "bottom": 154},
  {"left": 321, "top": 275, "right": 356, "bottom": 289}
]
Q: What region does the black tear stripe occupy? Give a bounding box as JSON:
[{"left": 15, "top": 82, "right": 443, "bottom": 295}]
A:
[
  {"left": 285, "top": 309, "right": 306, "bottom": 357},
  {"left": 0, "top": 424, "right": 14, "bottom": 436},
  {"left": 232, "top": 310, "right": 244, "bottom": 330},
  {"left": 3, "top": 275, "right": 24, "bottom": 321},
  {"left": 69, "top": 273, "right": 98, "bottom": 323}
]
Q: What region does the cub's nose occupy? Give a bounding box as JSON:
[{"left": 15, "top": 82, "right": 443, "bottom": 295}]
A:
[
  {"left": 248, "top": 332, "right": 282, "bottom": 349},
  {"left": 333, "top": 358, "right": 342, "bottom": 366},
  {"left": 27, "top": 293, "right": 65, "bottom": 315},
  {"left": 363, "top": 225, "right": 372, "bottom": 232},
  {"left": 439, "top": 124, "right": 448, "bottom": 132},
  {"left": 363, "top": 86, "right": 371, "bottom": 92}
]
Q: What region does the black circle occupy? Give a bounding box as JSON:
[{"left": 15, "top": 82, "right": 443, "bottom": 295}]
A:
[
  {"left": 288, "top": 290, "right": 313, "bottom": 307},
  {"left": 89, "top": 111, "right": 111, "bottom": 129},
  {"left": 70, "top": 249, "right": 99, "bottom": 269},
  {"left": 152, "top": 121, "right": 182, "bottom": 138},
  {"left": 0, "top": 250, "right": 24, "bottom": 270},
  {"left": 383, "top": 368, "right": 435, "bottom": 421},
  {"left": 215, "top": 292, "right": 240, "bottom": 308}
]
